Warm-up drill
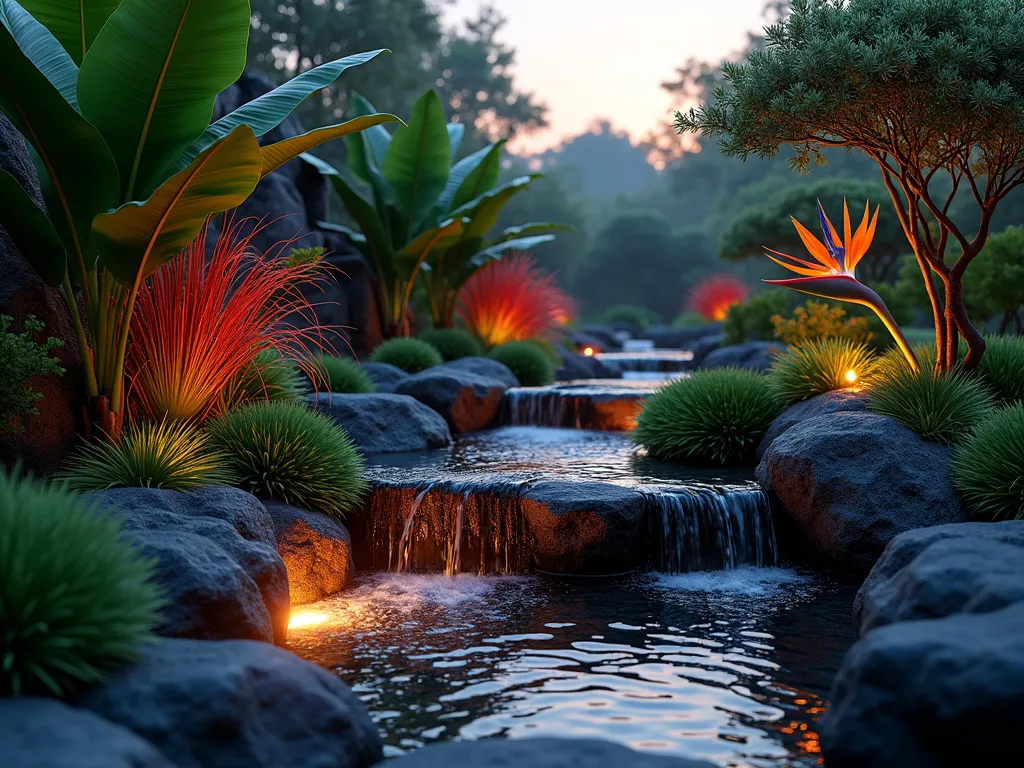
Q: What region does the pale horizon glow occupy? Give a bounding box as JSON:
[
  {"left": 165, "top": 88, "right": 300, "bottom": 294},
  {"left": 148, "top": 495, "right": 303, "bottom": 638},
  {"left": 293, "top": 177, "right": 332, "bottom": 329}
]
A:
[{"left": 444, "top": 0, "right": 770, "bottom": 155}]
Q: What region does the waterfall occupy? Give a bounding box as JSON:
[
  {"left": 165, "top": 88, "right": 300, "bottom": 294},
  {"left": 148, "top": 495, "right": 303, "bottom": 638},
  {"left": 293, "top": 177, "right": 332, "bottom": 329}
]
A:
[{"left": 502, "top": 385, "right": 646, "bottom": 430}]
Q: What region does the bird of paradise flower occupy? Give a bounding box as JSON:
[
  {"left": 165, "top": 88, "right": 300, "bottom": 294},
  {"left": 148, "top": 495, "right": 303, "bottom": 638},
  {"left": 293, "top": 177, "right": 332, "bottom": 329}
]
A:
[{"left": 764, "top": 199, "right": 920, "bottom": 372}]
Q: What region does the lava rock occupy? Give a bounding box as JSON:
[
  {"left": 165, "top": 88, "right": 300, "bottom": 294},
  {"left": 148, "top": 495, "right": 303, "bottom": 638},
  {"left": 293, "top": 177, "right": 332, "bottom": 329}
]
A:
[
  {"left": 395, "top": 360, "right": 514, "bottom": 433},
  {"left": 821, "top": 603, "right": 1024, "bottom": 767},
  {"left": 700, "top": 341, "right": 783, "bottom": 371},
  {"left": 384, "top": 738, "right": 717, "bottom": 768},
  {"left": 310, "top": 392, "right": 452, "bottom": 453},
  {"left": 359, "top": 361, "right": 409, "bottom": 393},
  {"left": 76, "top": 638, "right": 383, "bottom": 768},
  {"left": 443, "top": 356, "right": 520, "bottom": 388},
  {"left": 756, "top": 412, "right": 967, "bottom": 575},
  {"left": 0, "top": 114, "right": 83, "bottom": 474},
  {"left": 756, "top": 391, "right": 868, "bottom": 460},
  {"left": 0, "top": 698, "right": 175, "bottom": 768},
  {"left": 521, "top": 481, "right": 647, "bottom": 574},
  {"left": 855, "top": 521, "right": 1024, "bottom": 635},
  {"left": 93, "top": 489, "right": 290, "bottom": 644},
  {"left": 688, "top": 333, "right": 726, "bottom": 367},
  {"left": 265, "top": 501, "right": 355, "bottom": 604}
]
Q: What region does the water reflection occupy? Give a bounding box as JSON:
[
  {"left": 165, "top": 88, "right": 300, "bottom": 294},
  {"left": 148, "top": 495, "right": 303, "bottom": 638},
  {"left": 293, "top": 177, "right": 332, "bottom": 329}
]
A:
[{"left": 288, "top": 569, "right": 856, "bottom": 767}]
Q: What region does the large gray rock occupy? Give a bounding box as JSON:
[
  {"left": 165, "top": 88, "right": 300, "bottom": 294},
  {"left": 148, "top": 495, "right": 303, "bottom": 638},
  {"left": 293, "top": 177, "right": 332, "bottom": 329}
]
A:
[
  {"left": 385, "top": 738, "right": 716, "bottom": 768},
  {"left": 395, "top": 360, "right": 515, "bottom": 433},
  {"left": 821, "top": 603, "right": 1024, "bottom": 767},
  {"left": 554, "top": 350, "right": 620, "bottom": 381},
  {"left": 700, "top": 341, "right": 783, "bottom": 371},
  {"left": 444, "top": 356, "right": 520, "bottom": 388},
  {"left": 756, "top": 412, "right": 967, "bottom": 574},
  {"left": 855, "top": 521, "right": 1024, "bottom": 635},
  {"left": 0, "top": 698, "right": 174, "bottom": 768},
  {"left": 94, "top": 488, "right": 290, "bottom": 644},
  {"left": 639, "top": 323, "right": 722, "bottom": 350},
  {"left": 359, "top": 361, "right": 409, "bottom": 393},
  {"left": 76, "top": 638, "right": 383, "bottom": 768},
  {"left": 265, "top": 501, "right": 354, "bottom": 604},
  {"left": 756, "top": 391, "right": 868, "bottom": 460},
  {"left": 688, "top": 333, "right": 726, "bottom": 367},
  {"left": 310, "top": 392, "right": 452, "bottom": 453}
]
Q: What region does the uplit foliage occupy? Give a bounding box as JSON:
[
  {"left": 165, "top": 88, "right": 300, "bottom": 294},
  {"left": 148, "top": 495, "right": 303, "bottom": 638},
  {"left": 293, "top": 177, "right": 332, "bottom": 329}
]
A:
[
  {"left": 685, "top": 275, "right": 750, "bottom": 322},
  {"left": 370, "top": 338, "right": 443, "bottom": 374},
  {"left": 0, "top": 314, "right": 64, "bottom": 434},
  {"left": 457, "top": 253, "right": 569, "bottom": 348},
  {"left": 677, "top": 0, "right": 1024, "bottom": 373},
  {"left": 0, "top": 467, "right": 163, "bottom": 696},
  {"left": 772, "top": 300, "right": 872, "bottom": 346},
  {"left": 316, "top": 355, "right": 376, "bottom": 394},
  {"left": 128, "top": 223, "right": 327, "bottom": 424},
  {"left": 488, "top": 341, "right": 556, "bottom": 387},
  {"left": 723, "top": 290, "right": 790, "bottom": 345},
  {"left": 58, "top": 420, "right": 231, "bottom": 492},
  {"left": 770, "top": 337, "right": 877, "bottom": 405},
  {"left": 208, "top": 402, "right": 367, "bottom": 518},
  {"left": 635, "top": 369, "right": 783, "bottom": 465},
  {"left": 219, "top": 348, "right": 308, "bottom": 412},
  {"left": 419, "top": 328, "right": 482, "bottom": 361},
  {"left": 953, "top": 404, "right": 1024, "bottom": 521}
]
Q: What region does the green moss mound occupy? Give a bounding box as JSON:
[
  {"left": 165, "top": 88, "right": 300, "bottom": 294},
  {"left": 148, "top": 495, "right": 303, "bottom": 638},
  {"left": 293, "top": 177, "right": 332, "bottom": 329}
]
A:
[
  {"left": 370, "top": 338, "right": 443, "bottom": 374},
  {"left": 316, "top": 355, "right": 376, "bottom": 394},
  {"left": 207, "top": 401, "right": 367, "bottom": 518},
  {"left": 489, "top": 341, "right": 556, "bottom": 387},
  {"left": 601, "top": 304, "right": 656, "bottom": 330},
  {"left": 635, "top": 369, "right": 783, "bottom": 466},
  {"left": 0, "top": 468, "right": 163, "bottom": 696},
  {"left": 953, "top": 404, "right": 1024, "bottom": 521},
  {"left": 220, "top": 349, "right": 306, "bottom": 411},
  {"left": 769, "top": 337, "right": 877, "bottom": 405},
  {"left": 976, "top": 334, "right": 1024, "bottom": 406},
  {"left": 418, "top": 329, "right": 482, "bottom": 362}
]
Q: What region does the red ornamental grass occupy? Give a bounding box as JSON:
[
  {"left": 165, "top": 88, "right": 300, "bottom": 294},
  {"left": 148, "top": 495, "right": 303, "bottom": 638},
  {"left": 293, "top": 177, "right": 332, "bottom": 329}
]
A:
[
  {"left": 457, "top": 254, "right": 567, "bottom": 347},
  {"left": 127, "top": 220, "right": 331, "bottom": 423},
  {"left": 685, "top": 275, "right": 751, "bottom": 321}
]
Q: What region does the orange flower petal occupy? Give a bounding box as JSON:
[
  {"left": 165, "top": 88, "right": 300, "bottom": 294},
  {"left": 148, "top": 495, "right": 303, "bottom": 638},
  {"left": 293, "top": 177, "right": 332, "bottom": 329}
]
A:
[
  {"left": 848, "top": 204, "right": 879, "bottom": 272},
  {"left": 764, "top": 252, "right": 829, "bottom": 278},
  {"left": 763, "top": 247, "right": 829, "bottom": 273},
  {"left": 792, "top": 217, "right": 841, "bottom": 272},
  {"left": 843, "top": 198, "right": 853, "bottom": 264}
]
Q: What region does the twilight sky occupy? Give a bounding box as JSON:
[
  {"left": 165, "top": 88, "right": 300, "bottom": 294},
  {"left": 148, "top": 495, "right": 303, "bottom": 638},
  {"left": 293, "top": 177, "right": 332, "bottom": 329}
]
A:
[{"left": 444, "top": 0, "right": 770, "bottom": 153}]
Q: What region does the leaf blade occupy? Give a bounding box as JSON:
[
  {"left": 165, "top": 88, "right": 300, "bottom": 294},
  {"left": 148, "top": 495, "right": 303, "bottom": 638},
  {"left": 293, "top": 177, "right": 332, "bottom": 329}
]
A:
[
  {"left": 18, "top": 0, "right": 120, "bottom": 65},
  {"left": 260, "top": 114, "right": 401, "bottom": 179},
  {"left": 0, "top": 168, "right": 67, "bottom": 285}
]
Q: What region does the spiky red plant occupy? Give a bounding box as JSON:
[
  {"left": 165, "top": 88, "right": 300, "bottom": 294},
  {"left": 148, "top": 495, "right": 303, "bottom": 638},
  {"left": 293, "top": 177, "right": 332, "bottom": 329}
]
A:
[
  {"left": 685, "top": 275, "right": 751, "bottom": 321},
  {"left": 127, "top": 220, "right": 332, "bottom": 423},
  {"left": 457, "top": 254, "right": 568, "bottom": 347}
]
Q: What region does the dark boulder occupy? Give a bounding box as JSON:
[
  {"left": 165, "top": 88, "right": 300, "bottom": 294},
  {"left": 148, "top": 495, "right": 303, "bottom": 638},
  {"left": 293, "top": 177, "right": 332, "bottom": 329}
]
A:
[
  {"left": 821, "top": 603, "right": 1024, "bottom": 767},
  {"left": 265, "top": 501, "right": 355, "bottom": 604},
  {"left": 688, "top": 333, "right": 726, "bottom": 367},
  {"left": 310, "top": 392, "right": 452, "bottom": 453},
  {"left": 555, "top": 351, "right": 620, "bottom": 381},
  {"left": 855, "top": 521, "right": 1024, "bottom": 635},
  {"left": 578, "top": 325, "right": 623, "bottom": 351},
  {"left": 359, "top": 361, "right": 409, "bottom": 393},
  {"left": 700, "top": 341, "right": 783, "bottom": 371},
  {"left": 756, "top": 412, "right": 967, "bottom": 575},
  {"left": 0, "top": 698, "right": 174, "bottom": 768},
  {"left": 76, "top": 638, "right": 383, "bottom": 768},
  {"left": 639, "top": 323, "right": 722, "bottom": 350},
  {"left": 756, "top": 391, "right": 868, "bottom": 460},
  {"left": 443, "top": 356, "right": 520, "bottom": 388},
  {"left": 395, "top": 360, "right": 515, "bottom": 433}
]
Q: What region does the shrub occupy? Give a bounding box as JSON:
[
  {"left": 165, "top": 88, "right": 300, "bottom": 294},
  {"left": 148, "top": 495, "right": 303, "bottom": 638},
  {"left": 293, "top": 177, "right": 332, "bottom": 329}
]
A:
[
  {"left": 0, "top": 468, "right": 163, "bottom": 696},
  {"left": 769, "top": 338, "right": 877, "bottom": 405},
  {"left": 953, "top": 405, "right": 1024, "bottom": 521},
  {"left": 219, "top": 349, "right": 307, "bottom": 412},
  {"left": 685, "top": 275, "right": 750, "bottom": 322},
  {"left": 867, "top": 367, "right": 998, "bottom": 445},
  {"left": 207, "top": 402, "right": 367, "bottom": 518},
  {"left": 672, "top": 311, "right": 708, "bottom": 329},
  {"left": 316, "top": 355, "right": 376, "bottom": 394},
  {"left": 722, "top": 291, "right": 790, "bottom": 345},
  {"left": 489, "top": 341, "right": 556, "bottom": 387},
  {"left": 58, "top": 421, "right": 231, "bottom": 492},
  {"left": 772, "top": 300, "right": 873, "bottom": 346},
  {"left": 600, "top": 304, "right": 657, "bottom": 330},
  {"left": 418, "top": 329, "right": 482, "bottom": 362},
  {"left": 0, "top": 315, "right": 65, "bottom": 435},
  {"left": 634, "top": 369, "right": 782, "bottom": 466},
  {"left": 369, "top": 338, "right": 443, "bottom": 374},
  {"left": 976, "top": 335, "right": 1024, "bottom": 406}
]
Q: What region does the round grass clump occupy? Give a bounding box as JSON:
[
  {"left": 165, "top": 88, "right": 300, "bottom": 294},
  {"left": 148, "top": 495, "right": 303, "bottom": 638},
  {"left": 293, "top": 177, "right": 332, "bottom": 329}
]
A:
[
  {"left": 601, "top": 304, "right": 656, "bottom": 330},
  {"left": 219, "top": 349, "right": 306, "bottom": 412},
  {"left": 976, "top": 334, "right": 1024, "bottom": 405},
  {"left": 952, "top": 404, "right": 1024, "bottom": 521},
  {"left": 634, "top": 368, "right": 783, "bottom": 466},
  {"left": 769, "top": 337, "right": 877, "bottom": 405},
  {"left": 207, "top": 401, "right": 367, "bottom": 518},
  {"left": 867, "top": 366, "right": 998, "bottom": 445},
  {"left": 488, "top": 341, "right": 556, "bottom": 386},
  {"left": 316, "top": 355, "right": 376, "bottom": 394},
  {"left": 58, "top": 420, "right": 231, "bottom": 492},
  {"left": 418, "top": 328, "right": 482, "bottom": 362},
  {"left": 0, "top": 467, "right": 163, "bottom": 696},
  {"left": 370, "top": 338, "right": 443, "bottom": 373}
]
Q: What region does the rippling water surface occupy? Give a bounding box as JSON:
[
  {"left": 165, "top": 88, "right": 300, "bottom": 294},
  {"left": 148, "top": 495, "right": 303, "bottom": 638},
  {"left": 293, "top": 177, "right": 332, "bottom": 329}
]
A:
[{"left": 288, "top": 569, "right": 857, "bottom": 767}]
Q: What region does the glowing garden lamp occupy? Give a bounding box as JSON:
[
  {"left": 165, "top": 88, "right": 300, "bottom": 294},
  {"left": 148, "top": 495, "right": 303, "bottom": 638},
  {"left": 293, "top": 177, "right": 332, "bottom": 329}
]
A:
[
  {"left": 845, "top": 369, "right": 858, "bottom": 384},
  {"left": 583, "top": 346, "right": 595, "bottom": 357}
]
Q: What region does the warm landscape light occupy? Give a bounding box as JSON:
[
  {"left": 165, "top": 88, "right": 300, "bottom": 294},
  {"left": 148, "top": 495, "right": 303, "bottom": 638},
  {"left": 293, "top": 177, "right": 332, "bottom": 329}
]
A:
[
  {"left": 583, "top": 347, "right": 595, "bottom": 357},
  {"left": 845, "top": 369, "right": 858, "bottom": 384},
  {"left": 288, "top": 611, "right": 329, "bottom": 630}
]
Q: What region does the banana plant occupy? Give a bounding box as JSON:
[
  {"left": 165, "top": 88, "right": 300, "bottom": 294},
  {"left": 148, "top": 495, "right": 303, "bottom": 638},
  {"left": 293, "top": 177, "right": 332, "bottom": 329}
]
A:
[
  {"left": 0, "top": 0, "right": 397, "bottom": 438},
  {"left": 306, "top": 89, "right": 569, "bottom": 335}
]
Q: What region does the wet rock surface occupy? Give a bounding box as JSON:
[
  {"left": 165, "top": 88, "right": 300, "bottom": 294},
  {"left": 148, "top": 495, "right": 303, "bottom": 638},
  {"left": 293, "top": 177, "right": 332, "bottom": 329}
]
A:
[
  {"left": 359, "top": 362, "right": 409, "bottom": 393},
  {"left": 700, "top": 341, "right": 783, "bottom": 371},
  {"left": 311, "top": 392, "right": 452, "bottom": 453},
  {"left": 756, "top": 391, "right": 868, "bottom": 460},
  {"left": 265, "top": 501, "right": 355, "bottom": 604},
  {"left": 395, "top": 359, "right": 516, "bottom": 433}
]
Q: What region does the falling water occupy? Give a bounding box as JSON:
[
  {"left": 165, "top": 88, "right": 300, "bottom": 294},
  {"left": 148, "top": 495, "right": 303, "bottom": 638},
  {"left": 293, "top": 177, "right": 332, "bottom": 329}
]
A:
[
  {"left": 595, "top": 350, "right": 694, "bottom": 374},
  {"left": 502, "top": 382, "right": 654, "bottom": 430}
]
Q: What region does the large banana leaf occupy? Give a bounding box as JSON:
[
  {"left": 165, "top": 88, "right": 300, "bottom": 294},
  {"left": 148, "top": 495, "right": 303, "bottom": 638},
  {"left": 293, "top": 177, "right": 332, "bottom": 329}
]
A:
[
  {"left": 1, "top": 0, "right": 79, "bottom": 106},
  {"left": 177, "top": 51, "right": 389, "bottom": 173},
  {"left": 93, "top": 126, "right": 262, "bottom": 287},
  {"left": 447, "top": 123, "right": 465, "bottom": 160},
  {"left": 487, "top": 222, "right": 575, "bottom": 244},
  {"left": 78, "top": 0, "right": 249, "bottom": 199},
  {"left": 259, "top": 114, "right": 400, "bottom": 179},
  {"left": 19, "top": 0, "right": 120, "bottom": 65},
  {"left": 470, "top": 235, "right": 559, "bottom": 267},
  {"left": 451, "top": 175, "right": 543, "bottom": 239},
  {"left": 397, "top": 218, "right": 466, "bottom": 262},
  {"left": 381, "top": 90, "right": 451, "bottom": 238},
  {"left": 442, "top": 140, "right": 504, "bottom": 214},
  {"left": 0, "top": 3, "right": 118, "bottom": 280},
  {"left": 0, "top": 168, "right": 67, "bottom": 285},
  {"left": 346, "top": 91, "right": 393, "bottom": 184}
]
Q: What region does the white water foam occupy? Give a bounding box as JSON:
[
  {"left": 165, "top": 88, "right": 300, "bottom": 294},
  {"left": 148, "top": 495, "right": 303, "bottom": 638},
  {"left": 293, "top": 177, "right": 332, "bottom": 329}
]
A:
[{"left": 649, "top": 567, "right": 809, "bottom": 597}]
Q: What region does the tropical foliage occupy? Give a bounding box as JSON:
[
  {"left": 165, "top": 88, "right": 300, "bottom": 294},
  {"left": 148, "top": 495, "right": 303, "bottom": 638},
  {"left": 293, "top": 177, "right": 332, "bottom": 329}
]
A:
[
  {"left": 0, "top": 314, "right": 64, "bottom": 434},
  {"left": 219, "top": 349, "right": 308, "bottom": 412},
  {"left": 952, "top": 404, "right": 1024, "bottom": 521},
  {"left": 770, "top": 337, "right": 876, "bottom": 405},
  {"left": 772, "top": 300, "right": 872, "bottom": 346},
  {"left": 0, "top": 0, "right": 395, "bottom": 437},
  {"left": 370, "top": 338, "right": 443, "bottom": 374},
  {"left": 419, "top": 328, "right": 482, "bottom": 362},
  {"left": 488, "top": 341, "right": 556, "bottom": 387},
  {"left": 685, "top": 275, "right": 750, "bottom": 322},
  {"left": 722, "top": 291, "right": 790, "bottom": 345}
]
